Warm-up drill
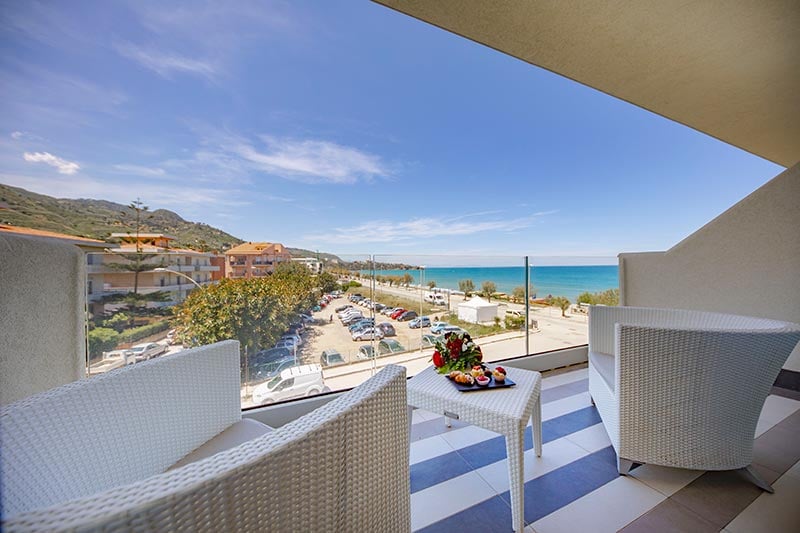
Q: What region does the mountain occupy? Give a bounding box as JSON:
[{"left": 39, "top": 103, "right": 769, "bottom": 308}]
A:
[
  {"left": 0, "top": 184, "right": 413, "bottom": 268},
  {"left": 0, "top": 183, "right": 243, "bottom": 251}
]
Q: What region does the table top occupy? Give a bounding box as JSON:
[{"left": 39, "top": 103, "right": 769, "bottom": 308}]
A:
[{"left": 407, "top": 366, "right": 542, "bottom": 435}]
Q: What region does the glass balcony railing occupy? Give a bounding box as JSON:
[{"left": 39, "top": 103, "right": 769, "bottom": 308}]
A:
[{"left": 84, "top": 252, "right": 618, "bottom": 408}]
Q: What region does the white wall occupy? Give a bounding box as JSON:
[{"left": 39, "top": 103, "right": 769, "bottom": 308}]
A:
[
  {"left": 620, "top": 163, "right": 800, "bottom": 370},
  {"left": 0, "top": 233, "right": 87, "bottom": 405}
]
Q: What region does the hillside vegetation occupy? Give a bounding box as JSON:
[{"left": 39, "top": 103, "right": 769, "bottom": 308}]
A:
[{"left": 0, "top": 183, "right": 242, "bottom": 251}]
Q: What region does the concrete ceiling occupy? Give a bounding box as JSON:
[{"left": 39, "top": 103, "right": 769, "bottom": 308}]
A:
[{"left": 373, "top": 1, "right": 800, "bottom": 167}]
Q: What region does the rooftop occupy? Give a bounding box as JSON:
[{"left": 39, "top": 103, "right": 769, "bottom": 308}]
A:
[
  {"left": 225, "top": 242, "right": 287, "bottom": 255},
  {"left": 0, "top": 224, "right": 106, "bottom": 248}
]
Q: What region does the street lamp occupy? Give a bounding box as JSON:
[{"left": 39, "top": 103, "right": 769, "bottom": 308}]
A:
[{"left": 153, "top": 267, "right": 203, "bottom": 289}]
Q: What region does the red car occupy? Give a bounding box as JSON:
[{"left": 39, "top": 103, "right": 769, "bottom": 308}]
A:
[{"left": 390, "top": 308, "right": 407, "bottom": 320}]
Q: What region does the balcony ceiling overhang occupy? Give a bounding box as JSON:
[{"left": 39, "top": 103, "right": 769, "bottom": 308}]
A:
[{"left": 373, "top": 0, "right": 800, "bottom": 167}]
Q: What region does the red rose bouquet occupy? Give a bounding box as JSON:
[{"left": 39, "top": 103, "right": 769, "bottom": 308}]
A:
[{"left": 431, "top": 331, "right": 483, "bottom": 374}]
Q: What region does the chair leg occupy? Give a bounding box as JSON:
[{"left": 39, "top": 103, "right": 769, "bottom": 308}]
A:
[
  {"left": 618, "top": 457, "right": 634, "bottom": 475},
  {"left": 740, "top": 465, "right": 774, "bottom": 493}
]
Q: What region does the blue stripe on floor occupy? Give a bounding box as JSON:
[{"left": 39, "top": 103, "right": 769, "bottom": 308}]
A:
[
  {"left": 417, "top": 495, "right": 515, "bottom": 533},
  {"left": 411, "top": 406, "right": 602, "bottom": 493},
  {"left": 419, "top": 446, "right": 618, "bottom": 532},
  {"left": 513, "top": 445, "right": 618, "bottom": 524}
]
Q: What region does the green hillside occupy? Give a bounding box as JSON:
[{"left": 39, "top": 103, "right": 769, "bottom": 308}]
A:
[{"left": 0, "top": 183, "right": 243, "bottom": 251}]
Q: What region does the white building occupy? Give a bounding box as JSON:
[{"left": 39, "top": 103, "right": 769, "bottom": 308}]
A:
[
  {"left": 457, "top": 296, "right": 499, "bottom": 324},
  {"left": 292, "top": 257, "right": 323, "bottom": 274}
]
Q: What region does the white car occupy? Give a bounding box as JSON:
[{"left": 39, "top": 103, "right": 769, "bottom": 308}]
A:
[
  {"left": 281, "top": 333, "right": 302, "bottom": 346},
  {"left": 352, "top": 327, "right": 384, "bottom": 341},
  {"left": 124, "top": 342, "right": 166, "bottom": 362},
  {"left": 252, "top": 364, "right": 325, "bottom": 405}
]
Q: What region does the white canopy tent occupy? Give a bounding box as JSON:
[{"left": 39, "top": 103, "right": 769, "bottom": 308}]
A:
[{"left": 457, "top": 296, "right": 498, "bottom": 324}]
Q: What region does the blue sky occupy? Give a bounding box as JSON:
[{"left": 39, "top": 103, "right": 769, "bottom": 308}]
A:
[{"left": 0, "top": 0, "right": 784, "bottom": 260}]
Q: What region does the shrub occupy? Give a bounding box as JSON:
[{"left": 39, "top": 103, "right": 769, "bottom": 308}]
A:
[
  {"left": 88, "top": 327, "right": 120, "bottom": 358},
  {"left": 118, "top": 320, "right": 171, "bottom": 344},
  {"left": 505, "top": 315, "right": 525, "bottom": 330}
]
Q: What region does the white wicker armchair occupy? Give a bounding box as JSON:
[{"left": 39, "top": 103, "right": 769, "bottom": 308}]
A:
[
  {"left": 1, "top": 340, "right": 410, "bottom": 532},
  {"left": 588, "top": 306, "right": 800, "bottom": 491}
]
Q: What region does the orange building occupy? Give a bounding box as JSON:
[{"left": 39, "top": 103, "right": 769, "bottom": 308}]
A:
[{"left": 224, "top": 242, "right": 292, "bottom": 278}]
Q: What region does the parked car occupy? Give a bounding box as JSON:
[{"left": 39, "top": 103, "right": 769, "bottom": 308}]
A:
[
  {"left": 421, "top": 333, "right": 442, "bottom": 348},
  {"left": 342, "top": 314, "right": 366, "bottom": 326},
  {"left": 357, "top": 339, "right": 406, "bottom": 359},
  {"left": 379, "top": 339, "right": 405, "bottom": 355},
  {"left": 245, "top": 354, "right": 298, "bottom": 385},
  {"left": 408, "top": 316, "right": 431, "bottom": 328},
  {"left": 281, "top": 333, "right": 302, "bottom": 346},
  {"left": 390, "top": 308, "right": 407, "bottom": 320},
  {"left": 287, "top": 321, "right": 304, "bottom": 332},
  {"left": 249, "top": 347, "right": 292, "bottom": 366},
  {"left": 338, "top": 307, "right": 361, "bottom": 318},
  {"left": 376, "top": 322, "right": 396, "bottom": 336},
  {"left": 274, "top": 339, "right": 298, "bottom": 351},
  {"left": 320, "top": 349, "right": 346, "bottom": 367},
  {"left": 383, "top": 307, "right": 401, "bottom": 316},
  {"left": 397, "top": 310, "right": 418, "bottom": 322},
  {"left": 339, "top": 311, "right": 363, "bottom": 323},
  {"left": 352, "top": 327, "right": 384, "bottom": 341},
  {"left": 124, "top": 342, "right": 167, "bottom": 362},
  {"left": 440, "top": 325, "right": 467, "bottom": 335},
  {"left": 251, "top": 364, "right": 324, "bottom": 405},
  {"left": 335, "top": 304, "right": 352, "bottom": 313},
  {"left": 430, "top": 322, "right": 451, "bottom": 334},
  {"left": 373, "top": 303, "right": 386, "bottom": 312},
  {"left": 357, "top": 345, "right": 375, "bottom": 360},
  {"left": 348, "top": 318, "right": 375, "bottom": 331}
]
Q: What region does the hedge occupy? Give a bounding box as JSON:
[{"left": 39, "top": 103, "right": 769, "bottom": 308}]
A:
[
  {"left": 88, "top": 327, "right": 120, "bottom": 358},
  {"left": 118, "top": 320, "right": 171, "bottom": 344}
]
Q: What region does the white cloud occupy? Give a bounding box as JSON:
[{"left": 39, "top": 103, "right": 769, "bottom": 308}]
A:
[
  {"left": 115, "top": 42, "right": 217, "bottom": 79},
  {"left": 112, "top": 164, "right": 166, "bottom": 176},
  {"left": 305, "top": 212, "right": 556, "bottom": 244},
  {"left": 10, "top": 131, "right": 24, "bottom": 140},
  {"left": 0, "top": 172, "right": 249, "bottom": 212},
  {"left": 231, "top": 136, "right": 389, "bottom": 184},
  {"left": 22, "top": 151, "right": 80, "bottom": 174}
]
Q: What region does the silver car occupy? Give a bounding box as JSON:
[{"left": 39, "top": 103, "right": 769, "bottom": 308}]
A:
[
  {"left": 124, "top": 342, "right": 166, "bottom": 362},
  {"left": 352, "top": 327, "right": 384, "bottom": 341}
]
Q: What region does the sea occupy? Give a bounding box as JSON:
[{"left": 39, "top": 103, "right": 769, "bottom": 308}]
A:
[{"left": 361, "top": 265, "right": 618, "bottom": 302}]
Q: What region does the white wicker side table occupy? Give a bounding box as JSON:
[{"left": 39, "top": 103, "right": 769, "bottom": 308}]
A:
[{"left": 407, "top": 366, "right": 542, "bottom": 532}]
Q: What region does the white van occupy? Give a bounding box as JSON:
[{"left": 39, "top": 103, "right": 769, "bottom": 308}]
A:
[{"left": 251, "top": 364, "right": 324, "bottom": 405}]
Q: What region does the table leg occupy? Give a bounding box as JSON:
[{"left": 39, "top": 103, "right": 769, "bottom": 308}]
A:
[
  {"left": 532, "top": 397, "right": 542, "bottom": 458},
  {"left": 506, "top": 428, "right": 525, "bottom": 532}
]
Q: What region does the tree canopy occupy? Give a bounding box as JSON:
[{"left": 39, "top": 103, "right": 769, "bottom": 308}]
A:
[
  {"left": 173, "top": 264, "right": 318, "bottom": 355},
  {"left": 458, "top": 279, "right": 475, "bottom": 296},
  {"left": 481, "top": 281, "right": 497, "bottom": 301},
  {"left": 576, "top": 288, "right": 619, "bottom": 306}
]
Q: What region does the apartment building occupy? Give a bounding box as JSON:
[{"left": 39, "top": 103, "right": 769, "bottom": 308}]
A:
[
  {"left": 292, "top": 256, "right": 323, "bottom": 274},
  {"left": 103, "top": 233, "right": 219, "bottom": 304},
  {"left": 224, "top": 242, "right": 292, "bottom": 278}
]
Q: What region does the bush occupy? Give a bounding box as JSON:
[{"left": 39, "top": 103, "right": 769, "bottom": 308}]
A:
[
  {"left": 102, "top": 312, "right": 130, "bottom": 332},
  {"left": 505, "top": 315, "right": 525, "bottom": 330},
  {"left": 576, "top": 288, "right": 619, "bottom": 306},
  {"left": 88, "top": 327, "right": 120, "bottom": 358},
  {"left": 118, "top": 320, "right": 171, "bottom": 344}
]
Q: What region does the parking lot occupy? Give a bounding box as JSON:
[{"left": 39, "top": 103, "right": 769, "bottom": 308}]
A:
[{"left": 301, "top": 295, "right": 442, "bottom": 367}]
